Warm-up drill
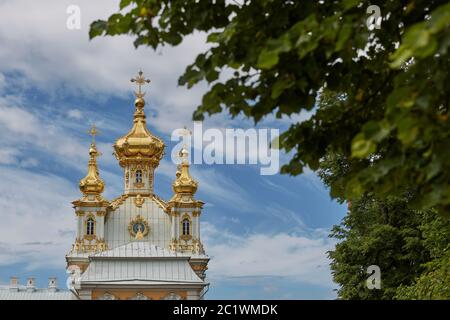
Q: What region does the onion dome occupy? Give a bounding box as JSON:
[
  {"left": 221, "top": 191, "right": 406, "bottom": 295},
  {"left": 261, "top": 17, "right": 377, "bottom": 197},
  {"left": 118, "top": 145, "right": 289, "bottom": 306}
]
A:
[
  {"left": 113, "top": 96, "right": 164, "bottom": 167},
  {"left": 79, "top": 142, "right": 105, "bottom": 195},
  {"left": 172, "top": 147, "right": 198, "bottom": 195}
]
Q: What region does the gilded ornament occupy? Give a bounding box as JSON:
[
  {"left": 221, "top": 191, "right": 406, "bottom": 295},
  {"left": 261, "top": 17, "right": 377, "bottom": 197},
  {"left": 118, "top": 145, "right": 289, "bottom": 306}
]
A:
[
  {"left": 134, "top": 194, "right": 145, "bottom": 207},
  {"left": 128, "top": 215, "right": 149, "bottom": 238},
  {"left": 113, "top": 70, "right": 165, "bottom": 168}
]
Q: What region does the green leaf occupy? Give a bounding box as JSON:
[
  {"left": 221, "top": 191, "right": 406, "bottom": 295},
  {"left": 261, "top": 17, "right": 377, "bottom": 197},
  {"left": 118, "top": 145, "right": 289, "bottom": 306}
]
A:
[
  {"left": 342, "top": 0, "right": 360, "bottom": 10},
  {"left": 257, "top": 35, "right": 292, "bottom": 69},
  {"left": 397, "top": 117, "right": 419, "bottom": 146},
  {"left": 425, "top": 156, "right": 441, "bottom": 181},
  {"left": 257, "top": 49, "right": 280, "bottom": 69},
  {"left": 119, "top": 0, "right": 133, "bottom": 10},
  {"left": 89, "top": 20, "right": 108, "bottom": 39},
  {"left": 345, "top": 177, "right": 364, "bottom": 198},
  {"left": 387, "top": 87, "right": 415, "bottom": 110},
  {"left": 351, "top": 133, "right": 376, "bottom": 158},
  {"left": 207, "top": 32, "right": 221, "bottom": 43},
  {"left": 362, "top": 120, "right": 391, "bottom": 143},
  {"left": 427, "top": 3, "right": 450, "bottom": 34},
  {"left": 271, "top": 77, "right": 294, "bottom": 99},
  {"left": 389, "top": 47, "right": 413, "bottom": 69},
  {"left": 414, "top": 37, "right": 438, "bottom": 58},
  {"left": 335, "top": 23, "right": 352, "bottom": 51}
]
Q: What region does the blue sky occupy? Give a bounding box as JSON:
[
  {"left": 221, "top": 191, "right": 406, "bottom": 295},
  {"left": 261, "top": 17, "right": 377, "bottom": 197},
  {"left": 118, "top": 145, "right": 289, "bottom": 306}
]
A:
[{"left": 0, "top": 0, "right": 346, "bottom": 299}]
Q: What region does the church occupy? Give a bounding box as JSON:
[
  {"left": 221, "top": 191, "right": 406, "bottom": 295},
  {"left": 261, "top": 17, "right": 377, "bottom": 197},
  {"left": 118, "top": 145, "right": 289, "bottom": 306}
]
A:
[{"left": 0, "top": 71, "right": 209, "bottom": 300}]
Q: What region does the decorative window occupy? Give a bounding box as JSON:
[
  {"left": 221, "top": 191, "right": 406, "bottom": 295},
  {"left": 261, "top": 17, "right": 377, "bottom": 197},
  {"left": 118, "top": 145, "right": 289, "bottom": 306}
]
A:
[
  {"left": 135, "top": 170, "right": 143, "bottom": 183},
  {"left": 180, "top": 214, "right": 192, "bottom": 241},
  {"left": 98, "top": 292, "right": 116, "bottom": 300},
  {"left": 129, "top": 293, "right": 149, "bottom": 300},
  {"left": 86, "top": 217, "right": 95, "bottom": 235},
  {"left": 182, "top": 218, "right": 190, "bottom": 236},
  {"left": 163, "top": 292, "right": 182, "bottom": 300}
]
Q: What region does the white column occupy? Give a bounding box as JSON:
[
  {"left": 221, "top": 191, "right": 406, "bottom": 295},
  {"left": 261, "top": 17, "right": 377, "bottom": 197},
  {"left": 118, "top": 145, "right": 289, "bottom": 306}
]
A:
[
  {"left": 175, "top": 214, "right": 179, "bottom": 238},
  {"left": 124, "top": 167, "right": 128, "bottom": 191},
  {"left": 192, "top": 216, "right": 197, "bottom": 238},
  {"left": 196, "top": 212, "right": 200, "bottom": 239},
  {"left": 76, "top": 216, "right": 82, "bottom": 239},
  {"left": 97, "top": 215, "right": 104, "bottom": 239},
  {"left": 171, "top": 212, "right": 176, "bottom": 239}
]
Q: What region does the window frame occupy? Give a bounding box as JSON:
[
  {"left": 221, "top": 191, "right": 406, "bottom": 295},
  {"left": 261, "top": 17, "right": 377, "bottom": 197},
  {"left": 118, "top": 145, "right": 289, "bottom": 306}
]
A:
[
  {"left": 84, "top": 215, "right": 96, "bottom": 240},
  {"left": 135, "top": 170, "right": 143, "bottom": 183},
  {"left": 180, "top": 214, "right": 192, "bottom": 240}
]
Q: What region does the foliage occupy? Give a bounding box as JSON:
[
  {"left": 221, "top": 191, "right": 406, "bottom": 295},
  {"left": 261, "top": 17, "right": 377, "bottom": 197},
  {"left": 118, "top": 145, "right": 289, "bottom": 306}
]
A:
[
  {"left": 89, "top": 1, "right": 450, "bottom": 215},
  {"left": 395, "top": 252, "right": 450, "bottom": 299},
  {"left": 394, "top": 216, "right": 450, "bottom": 299},
  {"left": 322, "top": 153, "right": 450, "bottom": 299}
]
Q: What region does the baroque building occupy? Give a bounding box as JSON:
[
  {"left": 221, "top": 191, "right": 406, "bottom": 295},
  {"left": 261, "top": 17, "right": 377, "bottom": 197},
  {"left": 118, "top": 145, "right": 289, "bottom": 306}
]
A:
[{"left": 65, "top": 71, "right": 209, "bottom": 300}]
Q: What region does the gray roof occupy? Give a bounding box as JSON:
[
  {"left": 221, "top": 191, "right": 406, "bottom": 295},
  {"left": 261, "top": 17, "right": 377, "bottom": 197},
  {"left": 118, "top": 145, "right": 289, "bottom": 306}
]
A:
[
  {"left": 80, "top": 241, "right": 204, "bottom": 285},
  {"left": 93, "top": 241, "right": 180, "bottom": 258},
  {"left": 0, "top": 287, "right": 75, "bottom": 300}
]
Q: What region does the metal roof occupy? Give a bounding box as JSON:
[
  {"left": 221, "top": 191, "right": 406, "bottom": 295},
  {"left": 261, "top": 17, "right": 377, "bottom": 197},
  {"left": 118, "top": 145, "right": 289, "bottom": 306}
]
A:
[
  {"left": 0, "top": 288, "right": 75, "bottom": 300},
  {"left": 81, "top": 241, "right": 204, "bottom": 284},
  {"left": 92, "top": 241, "right": 180, "bottom": 259}
]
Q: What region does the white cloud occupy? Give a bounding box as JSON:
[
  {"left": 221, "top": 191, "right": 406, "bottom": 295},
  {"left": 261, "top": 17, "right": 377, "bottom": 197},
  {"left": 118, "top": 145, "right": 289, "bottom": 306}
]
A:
[
  {"left": 261, "top": 203, "right": 307, "bottom": 231},
  {"left": 0, "top": 104, "right": 39, "bottom": 135},
  {"left": 0, "top": 102, "right": 87, "bottom": 170},
  {"left": 0, "top": 148, "right": 20, "bottom": 165},
  {"left": 202, "top": 222, "right": 335, "bottom": 288},
  {"left": 67, "top": 109, "right": 83, "bottom": 120},
  {"left": 19, "top": 157, "right": 39, "bottom": 168},
  {"left": 0, "top": 167, "right": 76, "bottom": 269},
  {"left": 0, "top": 73, "right": 5, "bottom": 92},
  {"left": 0, "top": 0, "right": 214, "bottom": 135}
]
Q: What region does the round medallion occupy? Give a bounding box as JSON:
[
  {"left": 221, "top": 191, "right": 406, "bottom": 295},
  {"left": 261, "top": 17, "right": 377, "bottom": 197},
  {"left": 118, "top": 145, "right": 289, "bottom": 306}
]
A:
[{"left": 128, "top": 215, "right": 149, "bottom": 238}]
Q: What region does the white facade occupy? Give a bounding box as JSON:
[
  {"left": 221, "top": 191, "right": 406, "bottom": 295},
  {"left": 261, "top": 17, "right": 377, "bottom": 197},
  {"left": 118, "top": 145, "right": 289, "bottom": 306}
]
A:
[{"left": 65, "top": 72, "right": 209, "bottom": 300}]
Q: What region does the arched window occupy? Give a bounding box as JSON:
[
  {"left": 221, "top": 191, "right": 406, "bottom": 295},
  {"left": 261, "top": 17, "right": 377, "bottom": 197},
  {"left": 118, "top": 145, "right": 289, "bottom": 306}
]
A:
[
  {"left": 86, "top": 217, "right": 95, "bottom": 235},
  {"left": 135, "top": 170, "right": 143, "bottom": 183},
  {"left": 182, "top": 219, "right": 190, "bottom": 236}
]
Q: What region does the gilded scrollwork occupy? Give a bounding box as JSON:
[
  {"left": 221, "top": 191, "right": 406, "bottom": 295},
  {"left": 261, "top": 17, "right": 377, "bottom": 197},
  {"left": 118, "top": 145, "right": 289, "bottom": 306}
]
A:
[
  {"left": 128, "top": 214, "right": 149, "bottom": 238},
  {"left": 134, "top": 194, "right": 145, "bottom": 207}
]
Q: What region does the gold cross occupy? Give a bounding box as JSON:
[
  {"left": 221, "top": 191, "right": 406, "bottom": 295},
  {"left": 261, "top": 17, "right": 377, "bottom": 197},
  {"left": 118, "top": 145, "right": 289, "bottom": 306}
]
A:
[
  {"left": 88, "top": 124, "right": 99, "bottom": 143},
  {"left": 178, "top": 126, "right": 192, "bottom": 160},
  {"left": 130, "top": 70, "right": 151, "bottom": 98},
  {"left": 180, "top": 126, "right": 192, "bottom": 138}
]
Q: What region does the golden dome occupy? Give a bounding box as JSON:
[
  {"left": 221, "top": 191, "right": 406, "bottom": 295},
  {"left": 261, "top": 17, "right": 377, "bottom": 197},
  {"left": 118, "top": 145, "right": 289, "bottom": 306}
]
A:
[
  {"left": 172, "top": 147, "right": 198, "bottom": 195},
  {"left": 113, "top": 97, "right": 165, "bottom": 167},
  {"left": 79, "top": 143, "right": 105, "bottom": 195}
]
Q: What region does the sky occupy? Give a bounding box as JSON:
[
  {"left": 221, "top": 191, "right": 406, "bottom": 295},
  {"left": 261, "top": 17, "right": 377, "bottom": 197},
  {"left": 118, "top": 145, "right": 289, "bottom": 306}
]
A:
[{"left": 0, "top": 0, "right": 346, "bottom": 299}]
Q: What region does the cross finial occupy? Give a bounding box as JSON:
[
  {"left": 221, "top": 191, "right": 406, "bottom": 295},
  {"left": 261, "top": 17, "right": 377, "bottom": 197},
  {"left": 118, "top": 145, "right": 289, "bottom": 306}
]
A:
[
  {"left": 180, "top": 126, "right": 192, "bottom": 138},
  {"left": 130, "top": 69, "right": 151, "bottom": 98},
  {"left": 88, "top": 124, "right": 99, "bottom": 143},
  {"left": 178, "top": 126, "right": 192, "bottom": 162}
]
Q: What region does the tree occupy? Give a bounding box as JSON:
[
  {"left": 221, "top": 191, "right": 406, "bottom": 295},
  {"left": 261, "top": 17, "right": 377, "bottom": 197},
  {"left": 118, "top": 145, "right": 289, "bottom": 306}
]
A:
[
  {"left": 90, "top": 1, "right": 450, "bottom": 215},
  {"left": 328, "top": 194, "right": 450, "bottom": 299},
  {"left": 395, "top": 221, "right": 450, "bottom": 299},
  {"left": 321, "top": 153, "right": 450, "bottom": 299},
  {"left": 395, "top": 252, "right": 450, "bottom": 299}
]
